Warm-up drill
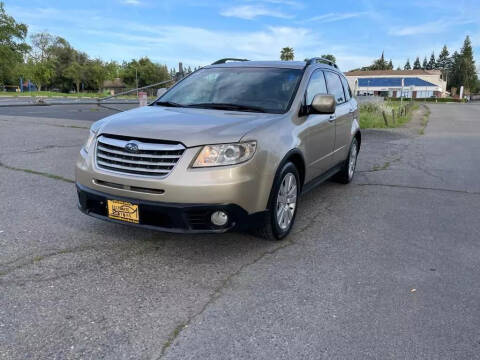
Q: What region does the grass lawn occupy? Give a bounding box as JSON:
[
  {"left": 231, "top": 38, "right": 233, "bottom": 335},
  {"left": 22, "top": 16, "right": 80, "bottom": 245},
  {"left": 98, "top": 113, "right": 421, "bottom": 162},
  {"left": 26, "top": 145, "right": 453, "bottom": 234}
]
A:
[{"left": 359, "top": 101, "right": 419, "bottom": 129}]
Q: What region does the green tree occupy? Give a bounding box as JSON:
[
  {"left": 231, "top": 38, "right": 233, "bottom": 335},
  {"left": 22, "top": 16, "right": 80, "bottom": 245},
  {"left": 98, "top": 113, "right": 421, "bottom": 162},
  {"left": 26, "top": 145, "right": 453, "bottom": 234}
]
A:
[
  {"left": 404, "top": 59, "right": 411, "bottom": 70},
  {"left": 413, "top": 57, "right": 422, "bottom": 69},
  {"left": 30, "top": 32, "right": 54, "bottom": 61},
  {"left": 369, "top": 51, "right": 389, "bottom": 70},
  {"left": 0, "top": 2, "right": 30, "bottom": 85},
  {"left": 280, "top": 47, "right": 294, "bottom": 61},
  {"left": 321, "top": 54, "right": 336, "bottom": 64},
  {"left": 422, "top": 56, "right": 428, "bottom": 70},
  {"left": 436, "top": 45, "right": 451, "bottom": 84},
  {"left": 387, "top": 59, "right": 393, "bottom": 70},
  {"left": 63, "top": 61, "right": 83, "bottom": 93},
  {"left": 85, "top": 59, "right": 106, "bottom": 92},
  {"left": 426, "top": 52, "right": 436, "bottom": 70},
  {"left": 25, "top": 58, "right": 55, "bottom": 91},
  {"left": 121, "top": 57, "right": 169, "bottom": 88},
  {"left": 458, "top": 36, "right": 477, "bottom": 92}
]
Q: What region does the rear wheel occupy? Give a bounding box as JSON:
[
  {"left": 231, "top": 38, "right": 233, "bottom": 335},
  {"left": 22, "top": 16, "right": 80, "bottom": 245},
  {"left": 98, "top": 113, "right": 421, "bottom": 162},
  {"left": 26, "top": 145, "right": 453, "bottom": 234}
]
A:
[
  {"left": 335, "top": 137, "right": 358, "bottom": 184},
  {"left": 253, "top": 162, "right": 299, "bottom": 241}
]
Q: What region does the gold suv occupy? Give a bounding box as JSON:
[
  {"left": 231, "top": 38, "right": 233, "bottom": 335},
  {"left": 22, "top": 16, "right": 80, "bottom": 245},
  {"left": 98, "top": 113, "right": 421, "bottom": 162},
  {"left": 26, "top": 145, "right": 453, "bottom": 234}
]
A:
[{"left": 76, "top": 58, "right": 360, "bottom": 240}]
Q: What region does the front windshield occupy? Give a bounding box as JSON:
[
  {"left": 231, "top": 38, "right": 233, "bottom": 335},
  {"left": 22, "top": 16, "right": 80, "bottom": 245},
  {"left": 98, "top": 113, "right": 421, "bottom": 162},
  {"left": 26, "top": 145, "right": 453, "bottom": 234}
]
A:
[{"left": 158, "top": 67, "right": 303, "bottom": 113}]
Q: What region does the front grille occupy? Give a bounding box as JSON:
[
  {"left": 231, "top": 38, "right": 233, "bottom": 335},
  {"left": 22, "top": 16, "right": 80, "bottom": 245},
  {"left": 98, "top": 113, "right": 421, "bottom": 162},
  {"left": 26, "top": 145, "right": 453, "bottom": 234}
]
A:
[{"left": 95, "top": 135, "right": 185, "bottom": 177}]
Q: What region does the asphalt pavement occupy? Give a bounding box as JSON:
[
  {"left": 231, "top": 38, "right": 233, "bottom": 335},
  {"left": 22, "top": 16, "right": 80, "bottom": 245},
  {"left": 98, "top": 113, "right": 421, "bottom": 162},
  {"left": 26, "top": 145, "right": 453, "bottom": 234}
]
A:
[{"left": 0, "top": 103, "right": 479, "bottom": 359}]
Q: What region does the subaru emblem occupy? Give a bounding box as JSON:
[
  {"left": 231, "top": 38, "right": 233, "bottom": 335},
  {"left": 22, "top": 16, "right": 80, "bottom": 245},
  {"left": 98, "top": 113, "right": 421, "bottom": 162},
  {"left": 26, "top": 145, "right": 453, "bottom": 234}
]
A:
[{"left": 125, "top": 142, "right": 139, "bottom": 153}]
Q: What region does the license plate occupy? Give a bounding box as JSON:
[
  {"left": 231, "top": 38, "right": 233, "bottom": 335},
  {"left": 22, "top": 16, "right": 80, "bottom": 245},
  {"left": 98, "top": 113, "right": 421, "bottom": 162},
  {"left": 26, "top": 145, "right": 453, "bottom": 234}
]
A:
[{"left": 107, "top": 200, "right": 139, "bottom": 224}]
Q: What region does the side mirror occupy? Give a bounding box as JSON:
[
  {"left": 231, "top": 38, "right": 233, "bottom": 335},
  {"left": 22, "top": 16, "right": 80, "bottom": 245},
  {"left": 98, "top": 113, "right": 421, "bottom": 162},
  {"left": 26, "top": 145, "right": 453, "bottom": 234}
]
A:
[
  {"left": 157, "top": 88, "right": 167, "bottom": 97},
  {"left": 310, "top": 94, "right": 336, "bottom": 114}
]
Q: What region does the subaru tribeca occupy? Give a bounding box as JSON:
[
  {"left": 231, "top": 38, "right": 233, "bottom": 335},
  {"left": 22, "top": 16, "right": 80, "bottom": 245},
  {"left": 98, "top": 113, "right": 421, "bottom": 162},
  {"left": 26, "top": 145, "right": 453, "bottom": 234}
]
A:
[{"left": 76, "top": 58, "right": 360, "bottom": 240}]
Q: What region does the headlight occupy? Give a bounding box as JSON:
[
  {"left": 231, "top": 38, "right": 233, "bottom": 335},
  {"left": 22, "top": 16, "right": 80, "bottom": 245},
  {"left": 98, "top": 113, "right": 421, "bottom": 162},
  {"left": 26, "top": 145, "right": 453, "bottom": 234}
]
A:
[
  {"left": 192, "top": 141, "right": 257, "bottom": 167},
  {"left": 82, "top": 130, "right": 97, "bottom": 153}
]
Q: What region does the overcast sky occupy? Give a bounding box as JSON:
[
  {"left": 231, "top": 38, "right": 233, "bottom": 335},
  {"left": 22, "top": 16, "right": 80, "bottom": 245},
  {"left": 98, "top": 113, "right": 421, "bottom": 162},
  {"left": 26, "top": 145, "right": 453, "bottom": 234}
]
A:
[{"left": 4, "top": 0, "right": 480, "bottom": 71}]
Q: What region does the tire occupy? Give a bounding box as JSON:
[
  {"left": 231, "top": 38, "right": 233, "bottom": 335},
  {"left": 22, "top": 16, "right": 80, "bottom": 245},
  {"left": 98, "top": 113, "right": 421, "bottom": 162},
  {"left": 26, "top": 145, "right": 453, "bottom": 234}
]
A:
[
  {"left": 335, "top": 137, "right": 359, "bottom": 184},
  {"left": 253, "top": 162, "right": 300, "bottom": 241}
]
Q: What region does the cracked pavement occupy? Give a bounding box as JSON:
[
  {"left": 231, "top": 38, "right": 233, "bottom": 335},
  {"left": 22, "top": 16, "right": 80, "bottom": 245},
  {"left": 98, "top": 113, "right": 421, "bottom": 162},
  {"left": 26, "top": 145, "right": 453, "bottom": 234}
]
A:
[{"left": 1, "top": 103, "right": 480, "bottom": 359}]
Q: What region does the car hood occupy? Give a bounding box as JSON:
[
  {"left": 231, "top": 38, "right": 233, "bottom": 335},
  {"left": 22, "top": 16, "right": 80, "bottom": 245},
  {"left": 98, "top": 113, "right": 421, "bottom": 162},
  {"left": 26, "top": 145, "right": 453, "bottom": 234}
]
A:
[{"left": 96, "top": 106, "right": 281, "bottom": 147}]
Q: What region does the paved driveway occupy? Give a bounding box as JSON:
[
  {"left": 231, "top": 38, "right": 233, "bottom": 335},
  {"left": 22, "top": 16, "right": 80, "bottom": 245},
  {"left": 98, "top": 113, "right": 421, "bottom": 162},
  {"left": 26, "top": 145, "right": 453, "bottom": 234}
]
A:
[{"left": 0, "top": 103, "right": 479, "bottom": 359}]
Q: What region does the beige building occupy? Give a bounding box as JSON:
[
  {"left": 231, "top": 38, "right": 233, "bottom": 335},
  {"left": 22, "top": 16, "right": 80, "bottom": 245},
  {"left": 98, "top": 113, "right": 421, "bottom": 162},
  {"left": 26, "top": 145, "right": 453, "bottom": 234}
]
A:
[{"left": 344, "top": 69, "right": 447, "bottom": 98}]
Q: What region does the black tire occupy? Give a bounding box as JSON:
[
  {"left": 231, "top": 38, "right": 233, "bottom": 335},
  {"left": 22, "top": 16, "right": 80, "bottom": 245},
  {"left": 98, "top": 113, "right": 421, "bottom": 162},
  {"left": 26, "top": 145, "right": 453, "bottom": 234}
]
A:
[
  {"left": 335, "top": 137, "right": 359, "bottom": 184},
  {"left": 252, "top": 162, "right": 300, "bottom": 241}
]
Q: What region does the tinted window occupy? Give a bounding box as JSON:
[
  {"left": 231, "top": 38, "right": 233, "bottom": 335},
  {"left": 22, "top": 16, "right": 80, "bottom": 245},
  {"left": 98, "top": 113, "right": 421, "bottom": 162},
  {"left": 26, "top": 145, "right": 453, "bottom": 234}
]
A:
[
  {"left": 324, "top": 71, "right": 346, "bottom": 104},
  {"left": 160, "top": 67, "right": 303, "bottom": 113},
  {"left": 306, "top": 70, "right": 327, "bottom": 104},
  {"left": 340, "top": 75, "right": 352, "bottom": 100}
]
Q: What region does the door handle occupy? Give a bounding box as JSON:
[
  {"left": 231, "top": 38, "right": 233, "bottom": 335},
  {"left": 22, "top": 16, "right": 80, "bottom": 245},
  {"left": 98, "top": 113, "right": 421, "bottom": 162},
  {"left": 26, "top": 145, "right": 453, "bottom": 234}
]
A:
[
  {"left": 349, "top": 108, "right": 355, "bottom": 113},
  {"left": 328, "top": 115, "right": 336, "bottom": 122}
]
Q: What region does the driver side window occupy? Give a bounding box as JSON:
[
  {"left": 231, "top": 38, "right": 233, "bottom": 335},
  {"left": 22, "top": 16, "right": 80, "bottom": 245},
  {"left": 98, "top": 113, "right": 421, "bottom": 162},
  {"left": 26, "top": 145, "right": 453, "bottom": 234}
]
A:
[{"left": 306, "top": 70, "right": 327, "bottom": 105}]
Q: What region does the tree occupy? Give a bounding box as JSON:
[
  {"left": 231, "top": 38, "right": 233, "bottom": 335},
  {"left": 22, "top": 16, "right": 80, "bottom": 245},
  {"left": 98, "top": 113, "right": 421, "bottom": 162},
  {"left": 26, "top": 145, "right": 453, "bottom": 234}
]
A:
[
  {"left": 458, "top": 35, "right": 477, "bottom": 92},
  {"left": 30, "top": 32, "right": 54, "bottom": 61},
  {"left": 280, "top": 47, "right": 294, "bottom": 61},
  {"left": 120, "top": 57, "right": 169, "bottom": 88},
  {"left": 387, "top": 59, "right": 393, "bottom": 70},
  {"left": 436, "top": 45, "right": 451, "bottom": 84},
  {"left": 85, "top": 59, "right": 107, "bottom": 92},
  {"left": 25, "top": 58, "right": 55, "bottom": 91},
  {"left": 321, "top": 54, "right": 336, "bottom": 64},
  {"left": 449, "top": 51, "right": 461, "bottom": 90},
  {"left": 0, "top": 2, "right": 30, "bottom": 85},
  {"left": 413, "top": 57, "right": 422, "bottom": 69},
  {"left": 426, "top": 52, "right": 436, "bottom": 70},
  {"left": 63, "top": 61, "right": 83, "bottom": 93},
  {"left": 422, "top": 56, "right": 428, "bottom": 70},
  {"left": 404, "top": 59, "right": 411, "bottom": 70}
]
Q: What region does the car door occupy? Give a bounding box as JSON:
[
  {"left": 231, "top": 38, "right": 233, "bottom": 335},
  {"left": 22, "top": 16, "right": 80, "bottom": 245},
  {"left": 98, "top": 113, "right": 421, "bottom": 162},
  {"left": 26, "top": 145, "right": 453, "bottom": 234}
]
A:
[
  {"left": 324, "top": 71, "right": 351, "bottom": 165},
  {"left": 304, "top": 70, "right": 336, "bottom": 179}
]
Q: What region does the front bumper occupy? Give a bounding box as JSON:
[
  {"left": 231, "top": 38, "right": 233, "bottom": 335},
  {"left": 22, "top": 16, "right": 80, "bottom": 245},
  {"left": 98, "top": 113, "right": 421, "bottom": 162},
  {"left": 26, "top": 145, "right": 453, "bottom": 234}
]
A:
[{"left": 77, "top": 183, "right": 266, "bottom": 233}]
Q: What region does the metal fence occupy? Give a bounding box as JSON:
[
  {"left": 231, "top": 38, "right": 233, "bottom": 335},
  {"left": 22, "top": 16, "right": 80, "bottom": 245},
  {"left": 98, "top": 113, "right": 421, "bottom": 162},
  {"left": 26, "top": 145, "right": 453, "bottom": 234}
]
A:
[{"left": 0, "top": 78, "right": 176, "bottom": 111}]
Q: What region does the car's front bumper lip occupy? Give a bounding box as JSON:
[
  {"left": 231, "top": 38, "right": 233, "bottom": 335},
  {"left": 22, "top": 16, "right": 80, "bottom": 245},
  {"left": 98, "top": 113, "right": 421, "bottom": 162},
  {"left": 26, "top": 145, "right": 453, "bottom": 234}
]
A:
[{"left": 76, "top": 183, "right": 266, "bottom": 234}]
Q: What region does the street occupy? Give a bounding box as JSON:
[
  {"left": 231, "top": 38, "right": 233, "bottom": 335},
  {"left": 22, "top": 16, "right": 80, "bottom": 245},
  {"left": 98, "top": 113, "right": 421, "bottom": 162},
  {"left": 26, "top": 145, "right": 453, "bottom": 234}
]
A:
[{"left": 1, "top": 103, "right": 480, "bottom": 359}]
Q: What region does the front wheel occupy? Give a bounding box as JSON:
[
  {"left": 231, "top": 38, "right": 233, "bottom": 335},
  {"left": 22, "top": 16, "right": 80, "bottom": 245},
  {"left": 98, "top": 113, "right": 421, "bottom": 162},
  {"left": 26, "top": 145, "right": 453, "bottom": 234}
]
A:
[
  {"left": 335, "top": 137, "right": 359, "bottom": 184},
  {"left": 253, "top": 162, "right": 299, "bottom": 241}
]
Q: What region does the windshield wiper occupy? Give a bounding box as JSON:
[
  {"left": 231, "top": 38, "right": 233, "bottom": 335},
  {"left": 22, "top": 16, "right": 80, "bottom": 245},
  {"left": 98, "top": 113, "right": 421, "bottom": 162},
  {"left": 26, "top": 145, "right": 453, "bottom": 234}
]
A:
[
  {"left": 156, "top": 101, "right": 185, "bottom": 107},
  {"left": 188, "top": 102, "right": 267, "bottom": 113}
]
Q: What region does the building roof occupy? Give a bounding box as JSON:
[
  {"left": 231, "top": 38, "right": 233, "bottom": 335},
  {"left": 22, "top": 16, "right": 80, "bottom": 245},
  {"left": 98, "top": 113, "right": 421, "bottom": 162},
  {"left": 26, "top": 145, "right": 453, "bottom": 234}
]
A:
[
  {"left": 357, "top": 77, "right": 437, "bottom": 87},
  {"left": 345, "top": 69, "right": 442, "bottom": 76}
]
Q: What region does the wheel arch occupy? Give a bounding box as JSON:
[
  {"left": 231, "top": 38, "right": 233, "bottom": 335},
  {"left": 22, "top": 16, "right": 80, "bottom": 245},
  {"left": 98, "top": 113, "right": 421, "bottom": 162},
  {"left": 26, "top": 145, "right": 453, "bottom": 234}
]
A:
[{"left": 266, "top": 149, "right": 306, "bottom": 208}]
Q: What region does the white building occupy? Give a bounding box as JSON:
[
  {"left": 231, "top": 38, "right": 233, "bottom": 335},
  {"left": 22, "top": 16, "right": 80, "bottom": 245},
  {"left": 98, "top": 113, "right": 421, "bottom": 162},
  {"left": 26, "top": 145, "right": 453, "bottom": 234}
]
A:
[{"left": 344, "top": 69, "right": 447, "bottom": 98}]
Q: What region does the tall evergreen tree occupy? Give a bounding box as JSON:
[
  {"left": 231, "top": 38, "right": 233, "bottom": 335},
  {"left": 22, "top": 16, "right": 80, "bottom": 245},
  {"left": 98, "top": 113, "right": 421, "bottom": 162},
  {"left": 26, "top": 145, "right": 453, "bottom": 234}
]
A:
[
  {"left": 426, "top": 52, "right": 436, "bottom": 70},
  {"left": 422, "top": 56, "right": 428, "bottom": 70},
  {"left": 413, "top": 57, "right": 422, "bottom": 69},
  {"left": 404, "top": 59, "right": 411, "bottom": 70},
  {"left": 436, "top": 45, "right": 451, "bottom": 84},
  {"left": 458, "top": 35, "right": 477, "bottom": 91},
  {"left": 387, "top": 59, "right": 393, "bottom": 70}
]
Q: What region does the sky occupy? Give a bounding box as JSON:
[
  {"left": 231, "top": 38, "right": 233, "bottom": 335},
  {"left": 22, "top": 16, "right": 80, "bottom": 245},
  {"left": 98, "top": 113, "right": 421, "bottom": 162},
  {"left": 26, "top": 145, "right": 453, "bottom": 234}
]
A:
[{"left": 4, "top": 0, "right": 480, "bottom": 71}]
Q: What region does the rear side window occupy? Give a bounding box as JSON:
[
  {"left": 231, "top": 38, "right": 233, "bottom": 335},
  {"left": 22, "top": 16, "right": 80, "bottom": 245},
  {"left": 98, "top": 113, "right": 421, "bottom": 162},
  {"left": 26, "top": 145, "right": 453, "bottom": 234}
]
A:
[
  {"left": 340, "top": 75, "right": 352, "bottom": 100},
  {"left": 324, "top": 71, "right": 346, "bottom": 104},
  {"left": 306, "top": 70, "right": 327, "bottom": 105}
]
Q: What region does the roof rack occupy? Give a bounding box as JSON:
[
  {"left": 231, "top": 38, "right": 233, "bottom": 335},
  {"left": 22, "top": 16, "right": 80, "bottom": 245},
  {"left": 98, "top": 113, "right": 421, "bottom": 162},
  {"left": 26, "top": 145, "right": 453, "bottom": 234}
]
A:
[
  {"left": 305, "top": 57, "right": 338, "bottom": 69},
  {"left": 211, "top": 58, "right": 249, "bottom": 65}
]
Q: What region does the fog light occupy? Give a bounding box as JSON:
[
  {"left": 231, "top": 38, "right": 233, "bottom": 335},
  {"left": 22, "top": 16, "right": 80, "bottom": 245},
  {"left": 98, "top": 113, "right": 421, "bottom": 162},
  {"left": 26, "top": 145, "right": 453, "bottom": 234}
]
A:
[{"left": 211, "top": 211, "right": 228, "bottom": 226}]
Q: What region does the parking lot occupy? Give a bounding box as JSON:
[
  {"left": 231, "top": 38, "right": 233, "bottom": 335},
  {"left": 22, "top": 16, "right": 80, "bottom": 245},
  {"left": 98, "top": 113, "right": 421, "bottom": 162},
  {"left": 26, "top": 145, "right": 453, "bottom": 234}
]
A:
[{"left": 1, "top": 102, "right": 480, "bottom": 359}]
